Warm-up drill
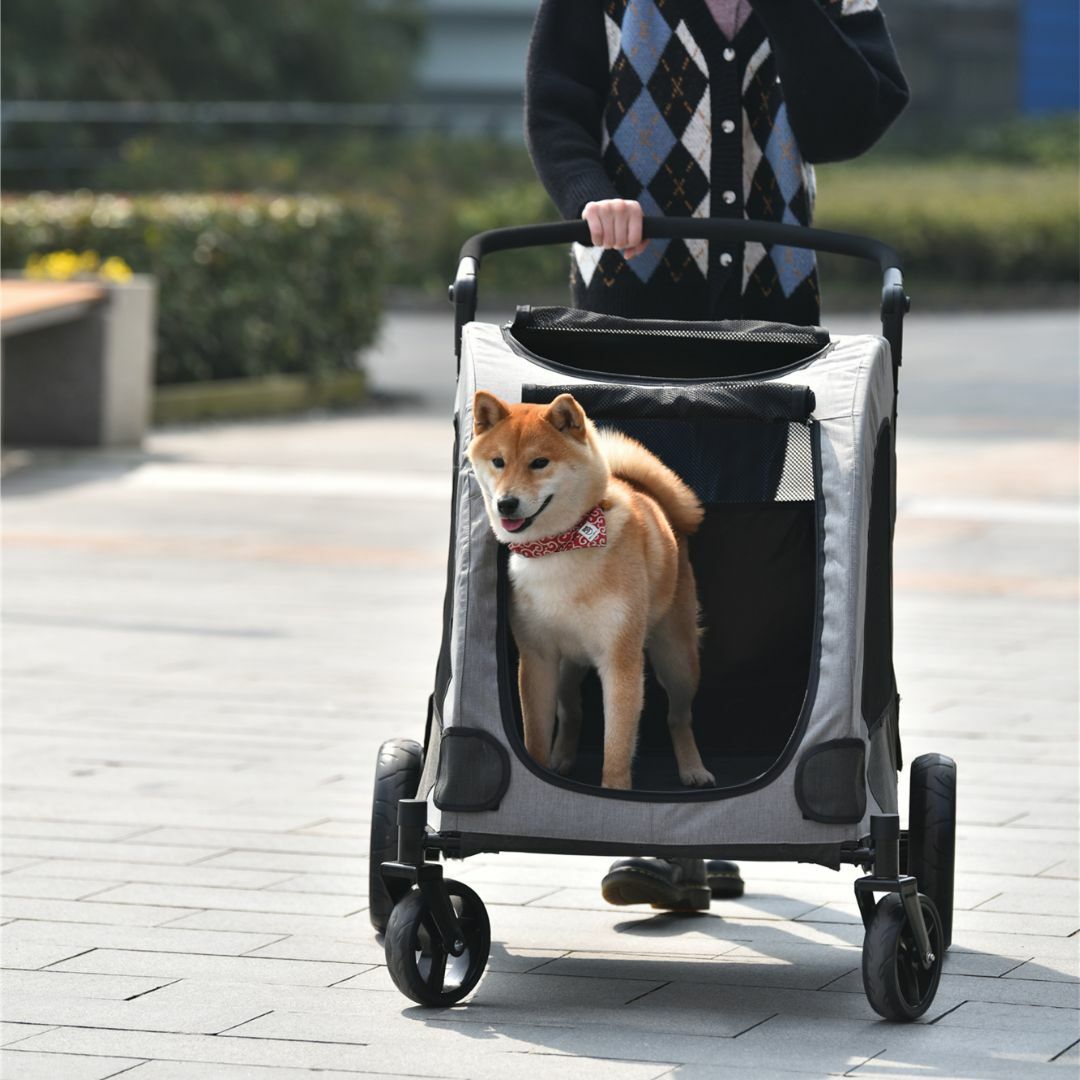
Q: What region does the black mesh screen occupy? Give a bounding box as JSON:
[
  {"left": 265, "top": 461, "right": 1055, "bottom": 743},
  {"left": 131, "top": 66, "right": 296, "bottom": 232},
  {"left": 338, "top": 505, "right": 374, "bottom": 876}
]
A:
[
  {"left": 523, "top": 381, "right": 814, "bottom": 423},
  {"left": 509, "top": 306, "right": 829, "bottom": 380}
]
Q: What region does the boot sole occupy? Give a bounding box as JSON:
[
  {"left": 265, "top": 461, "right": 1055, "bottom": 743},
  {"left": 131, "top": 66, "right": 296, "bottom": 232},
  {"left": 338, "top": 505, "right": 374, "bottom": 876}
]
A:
[
  {"left": 707, "top": 871, "right": 746, "bottom": 900},
  {"left": 601, "top": 867, "right": 710, "bottom": 911}
]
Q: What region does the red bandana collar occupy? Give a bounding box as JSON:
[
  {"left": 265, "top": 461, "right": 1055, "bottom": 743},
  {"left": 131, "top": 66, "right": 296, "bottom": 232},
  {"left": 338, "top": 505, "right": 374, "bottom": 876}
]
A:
[{"left": 508, "top": 505, "right": 607, "bottom": 558}]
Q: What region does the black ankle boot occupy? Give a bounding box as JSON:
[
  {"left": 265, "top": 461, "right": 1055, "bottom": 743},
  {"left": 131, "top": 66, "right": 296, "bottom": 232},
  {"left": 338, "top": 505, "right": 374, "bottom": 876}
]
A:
[{"left": 601, "top": 857, "right": 711, "bottom": 911}]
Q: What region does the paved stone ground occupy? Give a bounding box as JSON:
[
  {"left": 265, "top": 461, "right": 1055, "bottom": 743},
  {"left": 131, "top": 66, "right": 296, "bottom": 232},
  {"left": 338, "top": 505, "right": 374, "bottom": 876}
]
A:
[{"left": 3, "top": 310, "right": 1078, "bottom": 1080}]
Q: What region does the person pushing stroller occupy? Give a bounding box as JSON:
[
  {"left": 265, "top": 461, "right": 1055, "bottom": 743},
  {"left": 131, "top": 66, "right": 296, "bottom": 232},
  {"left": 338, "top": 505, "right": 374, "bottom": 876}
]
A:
[{"left": 524, "top": 0, "right": 909, "bottom": 911}]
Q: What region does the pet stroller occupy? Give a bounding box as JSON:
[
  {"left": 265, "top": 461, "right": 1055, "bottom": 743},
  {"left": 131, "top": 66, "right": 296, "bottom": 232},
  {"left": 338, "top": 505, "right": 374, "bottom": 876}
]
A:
[{"left": 370, "top": 218, "right": 958, "bottom": 1022}]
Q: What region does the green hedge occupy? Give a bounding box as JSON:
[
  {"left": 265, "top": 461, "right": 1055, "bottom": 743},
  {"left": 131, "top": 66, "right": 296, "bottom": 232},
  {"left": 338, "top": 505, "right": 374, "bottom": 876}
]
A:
[
  {"left": 385, "top": 163, "right": 1079, "bottom": 300},
  {"left": 0, "top": 193, "right": 387, "bottom": 384}
]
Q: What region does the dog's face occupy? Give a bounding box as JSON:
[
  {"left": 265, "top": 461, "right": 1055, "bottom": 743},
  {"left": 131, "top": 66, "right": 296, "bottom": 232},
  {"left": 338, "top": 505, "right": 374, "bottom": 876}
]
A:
[{"left": 467, "top": 391, "right": 608, "bottom": 544}]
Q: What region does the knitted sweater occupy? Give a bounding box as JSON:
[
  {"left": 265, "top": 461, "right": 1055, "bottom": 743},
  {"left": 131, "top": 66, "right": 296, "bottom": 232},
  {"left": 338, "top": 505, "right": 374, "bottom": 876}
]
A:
[{"left": 525, "top": 0, "right": 909, "bottom": 324}]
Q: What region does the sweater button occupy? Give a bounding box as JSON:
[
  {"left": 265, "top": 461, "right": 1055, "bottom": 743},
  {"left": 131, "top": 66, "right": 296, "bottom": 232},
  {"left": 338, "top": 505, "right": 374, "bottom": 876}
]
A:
[
  {"left": 719, "top": 252, "right": 733, "bottom": 268},
  {"left": 722, "top": 190, "right": 737, "bottom": 205},
  {"left": 721, "top": 119, "right": 735, "bottom": 134},
  {"left": 723, "top": 47, "right": 736, "bottom": 61}
]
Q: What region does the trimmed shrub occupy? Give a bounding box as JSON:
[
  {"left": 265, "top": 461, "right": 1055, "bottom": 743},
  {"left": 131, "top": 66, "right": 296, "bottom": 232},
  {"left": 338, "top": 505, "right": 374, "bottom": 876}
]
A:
[
  {"left": 0, "top": 193, "right": 388, "bottom": 384},
  {"left": 389, "top": 164, "right": 1078, "bottom": 302},
  {"left": 814, "top": 164, "right": 1079, "bottom": 286}
]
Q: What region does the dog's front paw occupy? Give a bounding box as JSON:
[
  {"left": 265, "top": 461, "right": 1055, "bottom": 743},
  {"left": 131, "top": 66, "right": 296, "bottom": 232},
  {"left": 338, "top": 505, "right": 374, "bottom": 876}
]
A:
[
  {"left": 680, "top": 765, "right": 716, "bottom": 788},
  {"left": 549, "top": 748, "right": 577, "bottom": 776}
]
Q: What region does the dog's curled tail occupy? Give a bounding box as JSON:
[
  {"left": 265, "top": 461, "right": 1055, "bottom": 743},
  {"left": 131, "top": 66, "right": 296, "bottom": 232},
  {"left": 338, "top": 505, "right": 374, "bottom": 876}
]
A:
[{"left": 596, "top": 429, "right": 705, "bottom": 535}]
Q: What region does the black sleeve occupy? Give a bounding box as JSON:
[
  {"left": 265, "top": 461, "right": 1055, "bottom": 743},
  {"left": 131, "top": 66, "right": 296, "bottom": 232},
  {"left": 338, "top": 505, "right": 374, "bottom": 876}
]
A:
[
  {"left": 748, "top": 0, "right": 910, "bottom": 163},
  {"left": 524, "top": 0, "right": 619, "bottom": 219}
]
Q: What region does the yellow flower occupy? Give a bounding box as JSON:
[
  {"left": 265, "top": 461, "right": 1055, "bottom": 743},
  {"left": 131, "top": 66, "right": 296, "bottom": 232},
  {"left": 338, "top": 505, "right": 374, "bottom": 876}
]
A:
[
  {"left": 23, "top": 249, "right": 133, "bottom": 283},
  {"left": 100, "top": 256, "right": 133, "bottom": 283}
]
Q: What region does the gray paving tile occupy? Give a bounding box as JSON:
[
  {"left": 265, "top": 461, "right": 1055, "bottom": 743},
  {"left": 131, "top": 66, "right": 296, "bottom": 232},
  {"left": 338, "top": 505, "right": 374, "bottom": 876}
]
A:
[
  {"left": 196, "top": 851, "right": 368, "bottom": 877},
  {"left": 1004, "top": 956, "right": 1080, "bottom": 983},
  {"left": 1, "top": 875, "right": 135, "bottom": 902},
  {"left": 239, "top": 934, "right": 388, "bottom": 966},
  {"left": 0, "top": 1049, "right": 146, "bottom": 1080},
  {"left": 0, "top": 1024, "right": 54, "bottom": 1048},
  {"left": 157, "top": 910, "right": 371, "bottom": 939},
  {"left": 1, "top": 994, "right": 267, "bottom": 1036},
  {"left": 933, "top": 1000, "right": 1080, "bottom": 1033},
  {"left": 121, "top": 1062, "right": 450, "bottom": 1080},
  {"left": 49, "top": 949, "right": 368, "bottom": 987},
  {"left": 84, "top": 883, "right": 364, "bottom": 918},
  {"left": 1, "top": 839, "right": 226, "bottom": 865},
  {"left": 13, "top": 859, "right": 295, "bottom": 891},
  {"left": 1, "top": 921, "right": 286, "bottom": 958},
  {"left": 0, "top": 898, "right": 202, "bottom": 928},
  {"left": 530, "top": 948, "right": 854, "bottom": 991},
  {"left": 2, "top": 820, "right": 149, "bottom": 842},
  {"left": 1, "top": 970, "right": 174, "bottom": 1002}
]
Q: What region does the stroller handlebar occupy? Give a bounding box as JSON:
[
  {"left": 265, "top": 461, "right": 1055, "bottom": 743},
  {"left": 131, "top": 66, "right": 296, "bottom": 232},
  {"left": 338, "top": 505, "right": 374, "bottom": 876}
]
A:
[
  {"left": 451, "top": 218, "right": 908, "bottom": 365},
  {"left": 459, "top": 218, "right": 902, "bottom": 276}
]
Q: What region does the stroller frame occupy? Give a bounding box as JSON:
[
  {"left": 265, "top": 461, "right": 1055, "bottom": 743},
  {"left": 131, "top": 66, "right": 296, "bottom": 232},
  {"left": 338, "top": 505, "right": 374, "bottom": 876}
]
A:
[{"left": 375, "top": 218, "right": 955, "bottom": 1021}]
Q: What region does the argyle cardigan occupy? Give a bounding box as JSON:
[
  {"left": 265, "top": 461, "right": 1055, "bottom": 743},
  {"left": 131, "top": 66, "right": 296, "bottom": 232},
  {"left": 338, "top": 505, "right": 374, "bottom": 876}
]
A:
[{"left": 525, "top": 0, "right": 908, "bottom": 324}]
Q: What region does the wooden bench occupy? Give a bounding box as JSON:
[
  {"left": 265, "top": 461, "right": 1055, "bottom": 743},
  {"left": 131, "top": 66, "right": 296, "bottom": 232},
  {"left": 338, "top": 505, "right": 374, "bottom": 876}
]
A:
[{"left": 1, "top": 276, "right": 156, "bottom": 446}]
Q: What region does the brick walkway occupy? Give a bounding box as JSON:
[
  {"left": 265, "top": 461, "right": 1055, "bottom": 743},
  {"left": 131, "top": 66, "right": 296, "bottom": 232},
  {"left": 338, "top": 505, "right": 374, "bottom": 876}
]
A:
[{"left": 2, "top": 311, "right": 1077, "bottom": 1079}]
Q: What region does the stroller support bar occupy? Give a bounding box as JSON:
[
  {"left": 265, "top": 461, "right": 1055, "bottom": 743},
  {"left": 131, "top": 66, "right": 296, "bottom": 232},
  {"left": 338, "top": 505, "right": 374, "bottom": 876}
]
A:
[{"left": 449, "top": 218, "right": 907, "bottom": 365}]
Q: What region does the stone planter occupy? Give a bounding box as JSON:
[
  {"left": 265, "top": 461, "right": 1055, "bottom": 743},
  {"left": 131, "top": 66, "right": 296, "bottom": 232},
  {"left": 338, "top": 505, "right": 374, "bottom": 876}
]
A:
[{"left": 1, "top": 273, "right": 156, "bottom": 447}]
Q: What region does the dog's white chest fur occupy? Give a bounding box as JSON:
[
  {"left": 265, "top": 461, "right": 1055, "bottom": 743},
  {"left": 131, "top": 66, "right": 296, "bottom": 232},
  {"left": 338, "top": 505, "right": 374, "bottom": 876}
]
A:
[{"left": 509, "top": 544, "right": 626, "bottom": 665}]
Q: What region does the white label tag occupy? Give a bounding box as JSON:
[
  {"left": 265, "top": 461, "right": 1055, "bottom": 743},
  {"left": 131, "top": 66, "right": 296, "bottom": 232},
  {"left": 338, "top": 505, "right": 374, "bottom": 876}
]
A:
[{"left": 578, "top": 521, "right": 601, "bottom": 542}]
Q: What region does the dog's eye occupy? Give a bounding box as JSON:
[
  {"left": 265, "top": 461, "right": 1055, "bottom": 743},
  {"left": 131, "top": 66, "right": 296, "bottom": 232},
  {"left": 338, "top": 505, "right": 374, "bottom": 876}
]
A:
[
  {"left": 491, "top": 457, "right": 504, "bottom": 469},
  {"left": 529, "top": 458, "right": 550, "bottom": 470}
]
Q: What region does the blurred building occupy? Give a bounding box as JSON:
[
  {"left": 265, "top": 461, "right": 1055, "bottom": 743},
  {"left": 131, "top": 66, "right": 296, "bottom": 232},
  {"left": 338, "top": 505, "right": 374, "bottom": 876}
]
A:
[
  {"left": 413, "top": 0, "right": 1079, "bottom": 139},
  {"left": 414, "top": 0, "right": 535, "bottom": 137}
]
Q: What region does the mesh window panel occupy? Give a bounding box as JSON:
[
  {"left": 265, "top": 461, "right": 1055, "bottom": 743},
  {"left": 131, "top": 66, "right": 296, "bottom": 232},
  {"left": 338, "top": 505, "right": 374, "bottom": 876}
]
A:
[
  {"left": 523, "top": 381, "right": 814, "bottom": 423},
  {"left": 775, "top": 422, "right": 815, "bottom": 502}
]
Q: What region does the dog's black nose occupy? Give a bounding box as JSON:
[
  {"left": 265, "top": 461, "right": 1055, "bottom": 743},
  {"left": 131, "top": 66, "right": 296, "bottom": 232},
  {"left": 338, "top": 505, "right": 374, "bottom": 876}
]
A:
[{"left": 497, "top": 496, "right": 520, "bottom": 516}]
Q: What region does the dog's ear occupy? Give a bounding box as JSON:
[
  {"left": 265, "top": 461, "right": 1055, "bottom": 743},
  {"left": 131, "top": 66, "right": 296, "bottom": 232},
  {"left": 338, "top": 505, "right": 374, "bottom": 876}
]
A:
[
  {"left": 543, "top": 394, "right": 587, "bottom": 441},
  {"left": 473, "top": 391, "right": 510, "bottom": 435}
]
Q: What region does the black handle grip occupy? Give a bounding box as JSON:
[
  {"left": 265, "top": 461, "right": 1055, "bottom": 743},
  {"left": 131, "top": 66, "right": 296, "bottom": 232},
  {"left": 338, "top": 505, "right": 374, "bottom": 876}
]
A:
[{"left": 459, "top": 217, "right": 902, "bottom": 275}]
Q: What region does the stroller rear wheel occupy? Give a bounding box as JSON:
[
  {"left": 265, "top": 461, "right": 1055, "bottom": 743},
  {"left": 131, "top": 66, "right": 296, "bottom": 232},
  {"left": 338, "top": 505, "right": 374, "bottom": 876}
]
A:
[
  {"left": 369, "top": 738, "right": 423, "bottom": 934},
  {"left": 862, "top": 892, "right": 944, "bottom": 1021},
  {"left": 907, "top": 753, "right": 957, "bottom": 950},
  {"left": 384, "top": 879, "right": 490, "bottom": 1006}
]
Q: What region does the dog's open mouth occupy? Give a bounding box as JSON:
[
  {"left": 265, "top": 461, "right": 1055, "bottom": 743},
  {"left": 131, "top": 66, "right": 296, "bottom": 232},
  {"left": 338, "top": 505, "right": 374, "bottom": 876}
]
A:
[{"left": 501, "top": 495, "right": 553, "bottom": 534}]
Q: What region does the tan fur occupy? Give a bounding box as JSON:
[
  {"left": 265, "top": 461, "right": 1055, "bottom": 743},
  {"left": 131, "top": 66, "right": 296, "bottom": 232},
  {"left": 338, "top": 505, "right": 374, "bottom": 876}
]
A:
[{"left": 467, "top": 390, "right": 714, "bottom": 790}]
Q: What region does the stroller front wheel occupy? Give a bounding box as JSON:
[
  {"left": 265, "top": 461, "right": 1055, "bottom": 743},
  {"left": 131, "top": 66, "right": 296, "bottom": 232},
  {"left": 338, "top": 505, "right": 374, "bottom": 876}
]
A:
[
  {"left": 385, "top": 879, "right": 490, "bottom": 1006},
  {"left": 862, "top": 892, "right": 944, "bottom": 1021}
]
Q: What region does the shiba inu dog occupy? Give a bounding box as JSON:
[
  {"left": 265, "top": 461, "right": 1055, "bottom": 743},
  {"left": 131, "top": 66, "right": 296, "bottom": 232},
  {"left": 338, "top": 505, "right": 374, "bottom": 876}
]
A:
[{"left": 467, "top": 390, "right": 713, "bottom": 790}]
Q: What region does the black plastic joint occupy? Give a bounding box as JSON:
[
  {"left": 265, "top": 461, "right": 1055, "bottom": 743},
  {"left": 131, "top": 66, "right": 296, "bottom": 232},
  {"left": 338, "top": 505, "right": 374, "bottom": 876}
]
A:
[
  {"left": 397, "top": 798, "right": 428, "bottom": 866},
  {"left": 871, "top": 814, "right": 901, "bottom": 878}
]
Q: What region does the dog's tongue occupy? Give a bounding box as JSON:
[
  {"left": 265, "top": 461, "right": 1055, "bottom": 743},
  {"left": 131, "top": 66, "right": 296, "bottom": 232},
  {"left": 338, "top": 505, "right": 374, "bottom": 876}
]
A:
[{"left": 501, "top": 517, "right": 526, "bottom": 533}]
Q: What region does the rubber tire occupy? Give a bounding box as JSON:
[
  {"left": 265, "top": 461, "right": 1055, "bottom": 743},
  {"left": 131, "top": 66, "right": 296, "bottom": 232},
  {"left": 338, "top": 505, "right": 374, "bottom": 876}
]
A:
[
  {"left": 862, "top": 893, "right": 944, "bottom": 1022},
  {"left": 908, "top": 753, "right": 957, "bottom": 950},
  {"left": 369, "top": 738, "right": 423, "bottom": 935},
  {"left": 384, "top": 879, "right": 490, "bottom": 1006}
]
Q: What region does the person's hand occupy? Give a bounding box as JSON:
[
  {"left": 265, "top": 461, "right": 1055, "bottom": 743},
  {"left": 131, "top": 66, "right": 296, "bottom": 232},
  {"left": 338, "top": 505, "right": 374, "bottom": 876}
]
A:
[{"left": 581, "top": 199, "right": 649, "bottom": 259}]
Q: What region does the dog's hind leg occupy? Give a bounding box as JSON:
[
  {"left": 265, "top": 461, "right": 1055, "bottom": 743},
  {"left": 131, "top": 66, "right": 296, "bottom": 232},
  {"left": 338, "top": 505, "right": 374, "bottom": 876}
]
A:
[
  {"left": 550, "top": 660, "right": 587, "bottom": 776},
  {"left": 518, "top": 648, "right": 559, "bottom": 769},
  {"left": 648, "top": 567, "right": 714, "bottom": 788}
]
